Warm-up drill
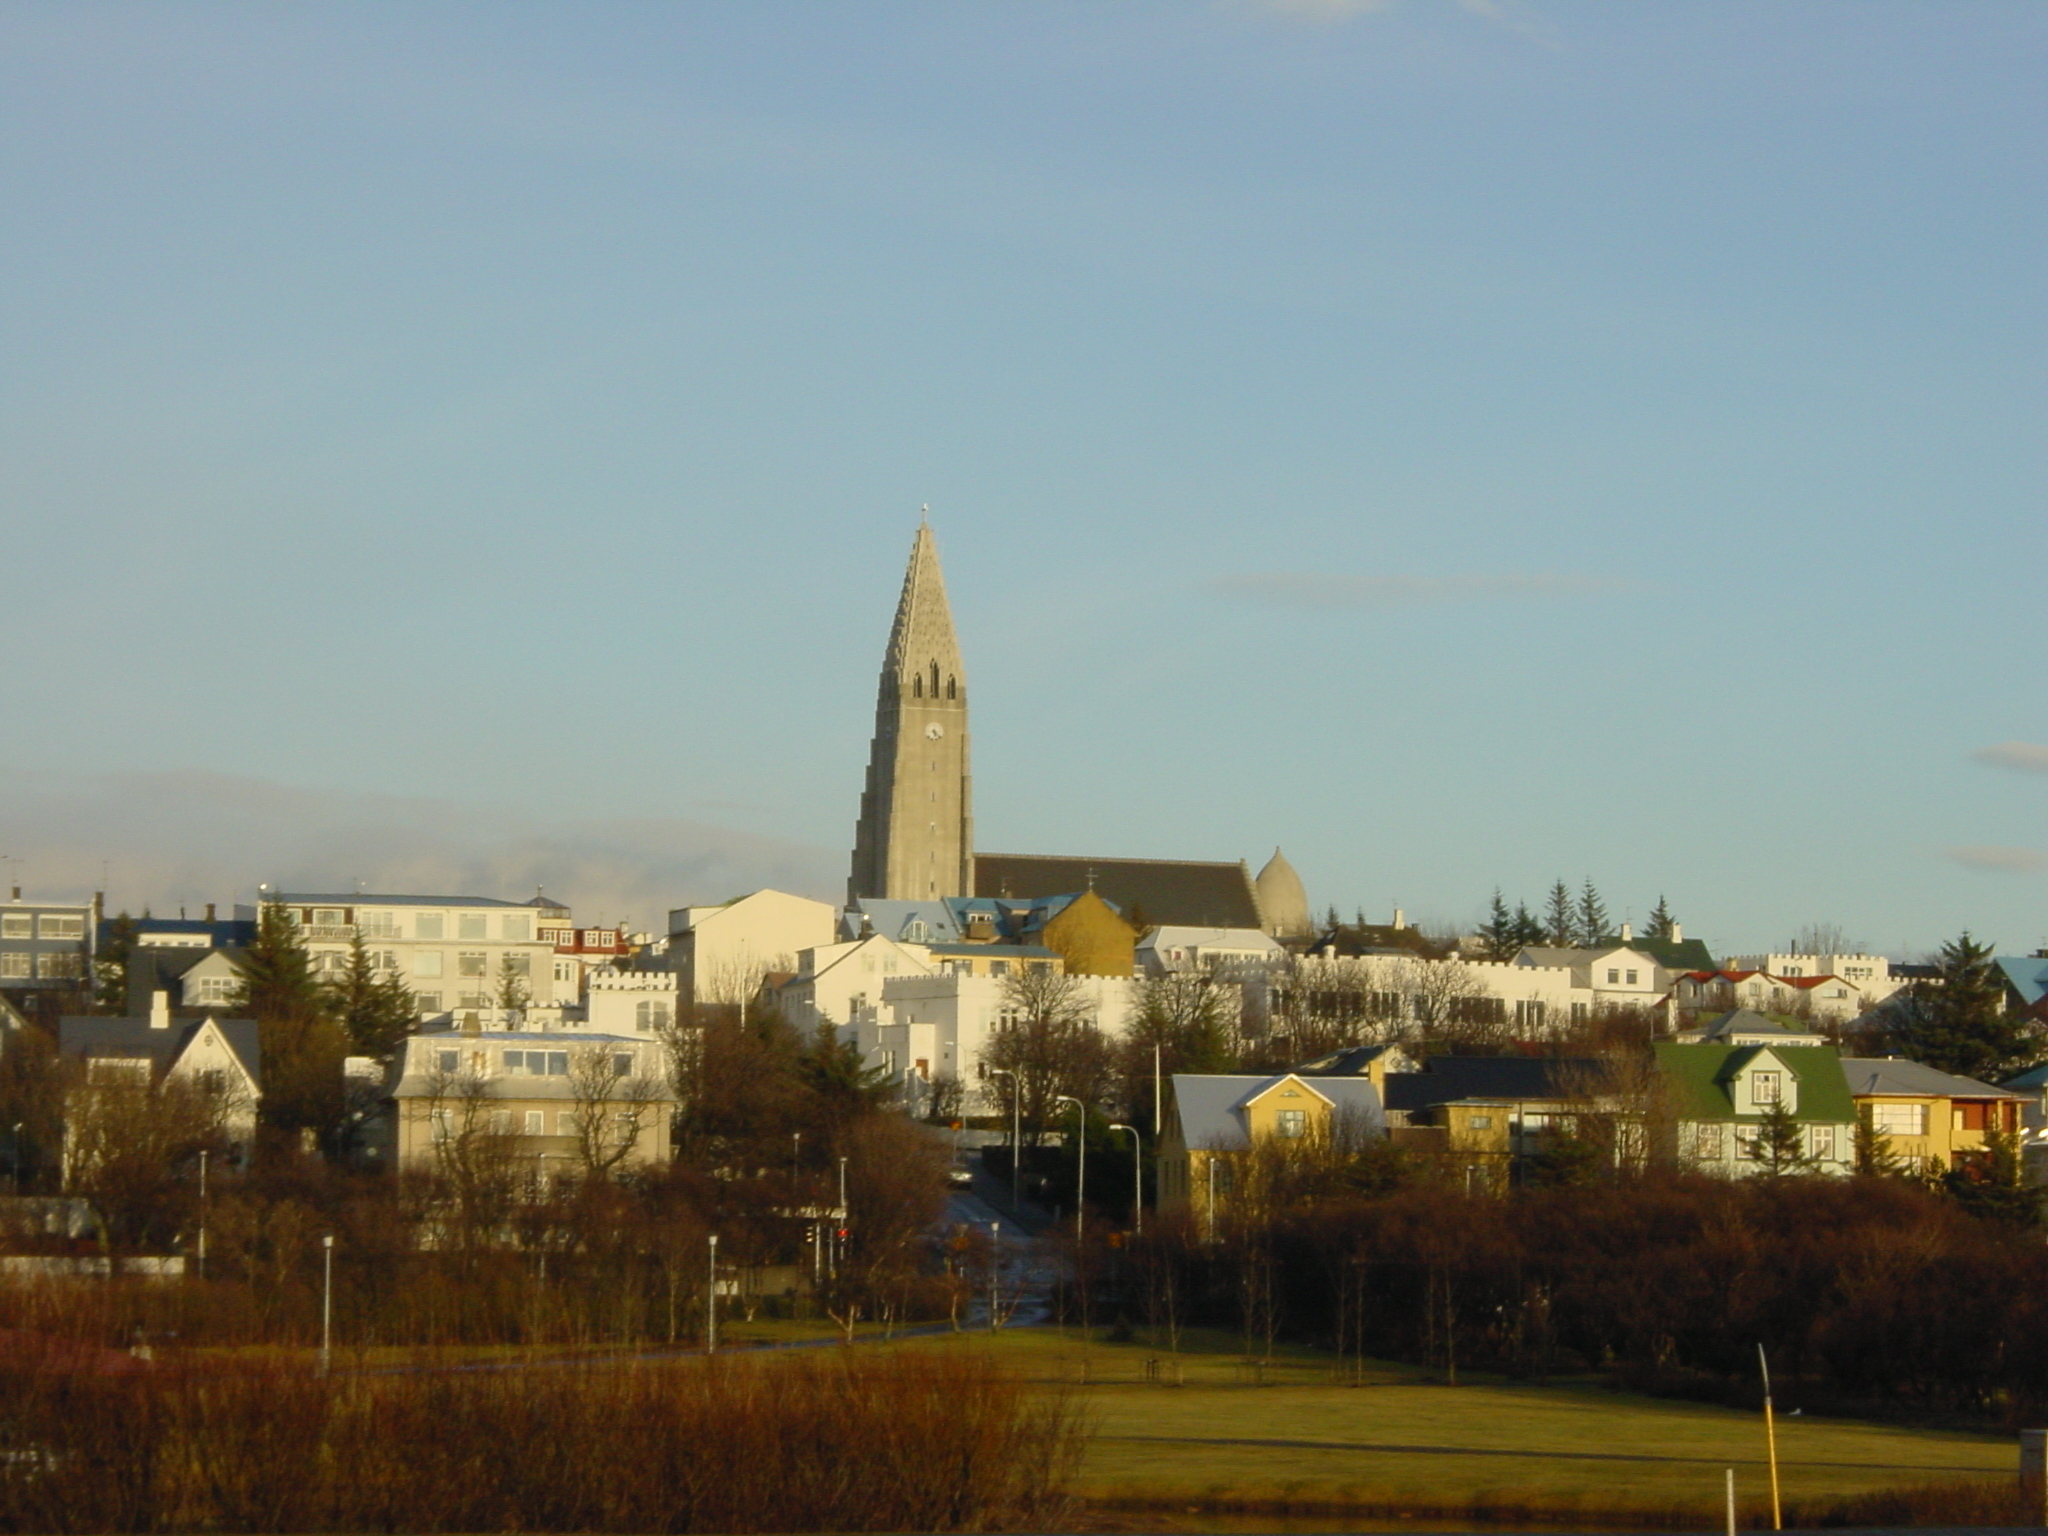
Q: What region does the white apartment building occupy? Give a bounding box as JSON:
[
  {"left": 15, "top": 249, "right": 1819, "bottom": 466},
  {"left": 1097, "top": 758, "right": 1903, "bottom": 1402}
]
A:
[
  {"left": 583, "top": 968, "right": 681, "bottom": 1037},
  {"left": 666, "top": 889, "right": 838, "bottom": 1010},
  {"left": 871, "top": 970, "right": 1136, "bottom": 1105},
  {"left": 1722, "top": 953, "right": 1901, "bottom": 1007},
  {"left": 779, "top": 934, "right": 935, "bottom": 1036},
  {"left": 1137, "top": 926, "right": 1287, "bottom": 976},
  {"left": 237, "top": 893, "right": 567, "bottom": 1025}
]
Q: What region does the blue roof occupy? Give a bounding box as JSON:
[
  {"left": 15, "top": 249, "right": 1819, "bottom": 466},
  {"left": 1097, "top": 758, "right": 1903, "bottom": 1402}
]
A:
[
  {"left": 844, "top": 898, "right": 963, "bottom": 944},
  {"left": 1997, "top": 956, "right": 2048, "bottom": 1009}
]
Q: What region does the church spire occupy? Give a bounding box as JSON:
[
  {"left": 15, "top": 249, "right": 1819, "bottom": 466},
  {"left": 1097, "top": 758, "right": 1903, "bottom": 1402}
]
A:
[{"left": 848, "top": 520, "right": 975, "bottom": 904}]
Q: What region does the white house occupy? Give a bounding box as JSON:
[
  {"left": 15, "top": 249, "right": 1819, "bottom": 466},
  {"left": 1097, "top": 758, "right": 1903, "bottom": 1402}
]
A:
[
  {"left": 665, "top": 890, "right": 839, "bottom": 1010},
  {"left": 582, "top": 968, "right": 681, "bottom": 1037},
  {"left": 1137, "top": 926, "right": 1286, "bottom": 976},
  {"left": 779, "top": 934, "right": 935, "bottom": 1036}
]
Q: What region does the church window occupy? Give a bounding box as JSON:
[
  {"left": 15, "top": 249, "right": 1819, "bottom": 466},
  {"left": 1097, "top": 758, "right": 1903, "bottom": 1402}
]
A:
[
  {"left": 912, "top": 674, "right": 922, "bottom": 698},
  {"left": 946, "top": 675, "right": 956, "bottom": 698},
  {"left": 930, "top": 661, "right": 940, "bottom": 695}
]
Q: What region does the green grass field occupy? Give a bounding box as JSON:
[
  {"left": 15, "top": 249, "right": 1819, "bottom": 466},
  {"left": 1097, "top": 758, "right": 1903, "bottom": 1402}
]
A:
[{"left": 884, "top": 1327, "right": 2018, "bottom": 1526}]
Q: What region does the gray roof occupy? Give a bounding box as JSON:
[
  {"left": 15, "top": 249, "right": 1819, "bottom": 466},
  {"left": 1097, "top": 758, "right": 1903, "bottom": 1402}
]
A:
[
  {"left": 1839, "top": 1057, "right": 2023, "bottom": 1100},
  {"left": 1684, "top": 1009, "right": 1823, "bottom": 1043},
  {"left": 976, "top": 853, "right": 1263, "bottom": 930},
  {"left": 1381, "top": 1057, "right": 1599, "bottom": 1115},
  {"left": 1171, "top": 1073, "right": 1383, "bottom": 1151},
  {"left": 58, "top": 1014, "right": 262, "bottom": 1087},
  {"left": 270, "top": 892, "right": 542, "bottom": 908}
]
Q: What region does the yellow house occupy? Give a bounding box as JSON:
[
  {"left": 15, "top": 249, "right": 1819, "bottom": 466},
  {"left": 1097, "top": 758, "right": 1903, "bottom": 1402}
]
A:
[
  {"left": 1840, "top": 1056, "right": 2024, "bottom": 1171},
  {"left": 1037, "top": 889, "right": 1137, "bottom": 978},
  {"left": 1158, "top": 1071, "right": 1384, "bottom": 1222}
]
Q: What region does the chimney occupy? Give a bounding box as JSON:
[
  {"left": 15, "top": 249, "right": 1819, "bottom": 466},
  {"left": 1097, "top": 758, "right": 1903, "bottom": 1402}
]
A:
[
  {"left": 8, "top": 887, "right": 17, "bottom": 902},
  {"left": 1619, "top": 922, "right": 1634, "bottom": 943},
  {"left": 149, "top": 990, "right": 171, "bottom": 1031},
  {"left": 205, "top": 903, "right": 216, "bottom": 923},
  {"left": 1670, "top": 921, "right": 1683, "bottom": 943},
  {"left": 1391, "top": 907, "right": 1406, "bottom": 930}
]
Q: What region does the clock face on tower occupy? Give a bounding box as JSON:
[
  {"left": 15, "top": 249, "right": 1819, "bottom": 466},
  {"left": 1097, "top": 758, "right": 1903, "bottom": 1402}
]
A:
[{"left": 925, "top": 723, "right": 945, "bottom": 740}]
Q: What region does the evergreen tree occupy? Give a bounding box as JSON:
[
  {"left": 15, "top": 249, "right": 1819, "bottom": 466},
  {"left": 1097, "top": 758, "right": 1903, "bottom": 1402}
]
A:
[
  {"left": 1750, "top": 1099, "right": 1817, "bottom": 1176},
  {"left": 1478, "top": 891, "right": 1517, "bottom": 961},
  {"left": 93, "top": 910, "right": 138, "bottom": 1014},
  {"left": 1941, "top": 1128, "right": 2042, "bottom": 1226},
  {"left": 1543, "top": 880, "right": 1575, "bottom": 947},
  {"left": 1854, "top": 1104, "right": 1903, "bottom": 1177},
  {"left": 1575, "top": 880, "right": 1609, "bottom": 948},
  {"left": 1889, "top": 932, "right": 2032, "bottom": 1079},
  {"left": 330, "top": 931, "right": 417, "bottom": 1059},
  {"left": 1511, "top": 901, "right": 1546, "bottom": 950},
  {"left": 232, "top": 902, "right": 347, "bottom": 1138},
  {"left": 495, "top": 954, "right": 533, "bottom": 1013},
  {"left": 1645, "top": 895, "right": 1677, "bottom": 942}
]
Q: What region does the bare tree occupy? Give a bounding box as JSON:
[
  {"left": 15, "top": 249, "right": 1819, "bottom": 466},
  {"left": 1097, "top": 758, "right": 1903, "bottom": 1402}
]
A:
[
  {"left": 63, "top": 1061, "right": 246, "bottom": 1264},
  {"left": 407, "top": 1063, "right": 520, "bottom": 1249},
  {"left": 1392, "top": 955, "right": 1502, "bottom": 1051},
  {"left": 982, "top": 969, "right": 1112, "bottom": 1144},
  {"left": 564, "top": 1044, "right": 662, "bottom": 1180},
  {"left": 1788, "top": 923, "right": 1862, "bottom": 958}
]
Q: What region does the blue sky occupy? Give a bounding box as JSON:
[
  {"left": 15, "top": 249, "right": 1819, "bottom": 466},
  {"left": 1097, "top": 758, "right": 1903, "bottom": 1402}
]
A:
[{"left": 2, "top": 1, "right": 2043, "bottom": 955}]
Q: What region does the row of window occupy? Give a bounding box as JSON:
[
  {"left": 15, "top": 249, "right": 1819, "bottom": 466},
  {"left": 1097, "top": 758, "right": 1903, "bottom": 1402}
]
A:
[
  {"left": 429, "top": 1109, "right": 642, "bottom": 1141},
  {"left": 0, "top": 952, "right": 84, "bottom": 979},
  {"left": 430, "top": 1048, "right": 635, "bottom": 1078},
  {"left": 304, "top": 910, "right": 535, "bottom": 943},
  {"left": 0, "top": 914, "right": 85, "bottom": 941},
  {"left": 311, "top": 949, "right": 531, "bottom": 980},
  {"left": 1694, "top": 1123, "right": 1840, "bottom": 1161}
]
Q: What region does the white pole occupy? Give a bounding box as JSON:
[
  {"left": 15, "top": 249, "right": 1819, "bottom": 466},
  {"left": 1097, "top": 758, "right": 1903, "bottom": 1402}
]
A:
[
  {"left": 1110, "top": 1123, "right": 1142, "bottom": 1236},
  {"left": 988, "top": 1220, "right": 1000, "bottom": 1331},
  {"left": 1057, "top": 1096, "right": 1085, "bottom": 1242},
  {"left": 319, "top": 1234, "right": 334, "bottom": 1374},
  {"left": 707, "top": 1233, "right": 719, "bottom": 1354},
  {"left": 1725, "top": 1468, "right": 1736, "bottom": 1536},
  {"left": 197, "top": 1149, "right": 208, "bottom": 1281}
]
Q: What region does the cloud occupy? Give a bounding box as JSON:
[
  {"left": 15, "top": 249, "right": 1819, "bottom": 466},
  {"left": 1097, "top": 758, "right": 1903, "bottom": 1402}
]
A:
[
  {"left": 1972, "top": 741, "right": 2048, "bottom": 775},
  {"left": 0, "top": 765, "right": 842, "bottom": 930},
  {"left": 1943, "top": 845, "right": 2048, "bottom": 875},
  {"left": 1209, "top": 570, "right": 1635, "bottom": 611}
]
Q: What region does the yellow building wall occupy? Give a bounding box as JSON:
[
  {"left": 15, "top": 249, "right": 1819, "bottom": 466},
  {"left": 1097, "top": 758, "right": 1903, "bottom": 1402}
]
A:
[{"left": 1040, "top": 891, "right": 1136, "bottom": 978}]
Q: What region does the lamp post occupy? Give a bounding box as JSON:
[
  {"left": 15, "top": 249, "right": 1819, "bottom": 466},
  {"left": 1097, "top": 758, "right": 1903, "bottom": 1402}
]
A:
[
  {"left": 197, "top": 1149, "right": 208, "bottom": 1280},
  {"left": 837, "top": 1155, "right": 849, "bottom": 1276},
  {"left": 1055, "top": 1095, "right": 1086, "bottom": 1242},
  {"left": 1108, "top": 1123, "right": 1142, "bottom": 1236},
  {"left": 791, "top": 1131, "right": 801, "bottom": 1192},
  {"left": 987, "top": 1219, "right": 1000, "bottom": 1331},
  {"left": 319, "top": 1234, "right": 334, "bottom": 1374},
  {"left": 989, "top": 1068, "right": 1021, "bottom": 1210},
  {"left": 707, "top": 1233, "right": 719, "bottom": 1355},
  {"left": 9, "top": 1122, "right": 20, "bottom": 1199}
]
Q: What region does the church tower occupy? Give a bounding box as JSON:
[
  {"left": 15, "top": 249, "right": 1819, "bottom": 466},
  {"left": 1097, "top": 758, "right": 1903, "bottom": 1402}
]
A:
[{"left": 848, "top": 520, "right": 973, "bottom": 904}]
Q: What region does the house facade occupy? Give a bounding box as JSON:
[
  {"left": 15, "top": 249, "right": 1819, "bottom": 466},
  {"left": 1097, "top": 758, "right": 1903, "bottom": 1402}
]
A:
[
  {"left": 1159, "top": 1071, "right": 1385, "bottom": 1221},
  {"left": 1839, "top": 1056, "right": 2024, "bottom": 1171},
  {"left": 58, "top": 991, "right": 262, "bottom": 1175},
  {"left": 1652, "top": 1041, "right": 1857, "bottom": 1176}
]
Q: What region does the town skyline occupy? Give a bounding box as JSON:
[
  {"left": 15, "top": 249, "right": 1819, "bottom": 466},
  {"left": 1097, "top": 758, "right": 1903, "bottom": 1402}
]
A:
[{"left": 4, "top": 3, "right": 2044, "bottom": 954}]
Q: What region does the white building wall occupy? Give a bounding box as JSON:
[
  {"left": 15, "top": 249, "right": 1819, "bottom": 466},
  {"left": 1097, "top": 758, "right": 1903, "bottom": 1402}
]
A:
[{"left": 667, "top": 890, "right": 839, "bottom": 1009}]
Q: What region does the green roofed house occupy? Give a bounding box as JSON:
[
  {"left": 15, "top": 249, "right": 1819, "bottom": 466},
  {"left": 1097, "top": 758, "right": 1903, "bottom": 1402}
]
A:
[{"left": 1652, "top": 1041, "right": 1856, "bottom": 1177}]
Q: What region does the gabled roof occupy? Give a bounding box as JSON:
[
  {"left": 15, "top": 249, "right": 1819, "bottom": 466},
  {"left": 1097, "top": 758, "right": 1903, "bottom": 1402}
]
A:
[
  {"left": 1680, "top": 1009, "right": 1825, "bottom": 1045},
  {"left": 1601, "top": 933, "right": 1716, "bottom": 970},
  {"left": 1170, "top": 1072, "right": 1383, "bottom": 1151},
  {"left": 975, "top": 854, "right": 1263, "bottom": 930},
  {"left": 844, "top": 898, "right": 963, "bottom": 944},
  {"left": 1652, "top": 1041, "right": 1855, "bottom": 1123},
  {"left": 58, "top": 1014, "right": 262, "bottom": 1089},
  {"left": 1381, "top": 1056, "right": 1600, "bottom": 1115},
  {"left": 1996, "top": 956, "right": 2048, "bottom": 1010},
  {"left": 1839, "top": 1057, "right": 2023, "bottom": 1101},
  {"left": 1290, "top": 1043, "right": 1412, "bottom": 1077}
]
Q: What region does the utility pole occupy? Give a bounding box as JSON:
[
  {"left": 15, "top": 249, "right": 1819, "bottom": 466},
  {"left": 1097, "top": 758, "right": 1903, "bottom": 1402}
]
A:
[
  {"left": 319, "top": 1234, "right": 334, "bottom": 1374},
  {"left": 707, "top": 1233, "right": 719, "bottom": 1355},
  {"left": 197, "top": 1149, "right": 208, "bottom": 1280},
  {"left": 1056, "top": 1095, "right": 1086, "bottom": 1243},
  {"left": 988, "top": 1220, "right": 1000, "bottom": 1331},
  {"left": 990, "top": 1068, "right": 1020, "bottom": 1210},
  {"left": 1109, "top": 1123, "right": 1142, "bottom": 1236}
]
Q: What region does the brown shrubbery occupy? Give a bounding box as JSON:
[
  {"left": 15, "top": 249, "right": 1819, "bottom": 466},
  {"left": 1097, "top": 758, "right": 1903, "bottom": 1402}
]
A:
[{"left": 0, "top": 1350, "right": 1082, "bottom": 1533}]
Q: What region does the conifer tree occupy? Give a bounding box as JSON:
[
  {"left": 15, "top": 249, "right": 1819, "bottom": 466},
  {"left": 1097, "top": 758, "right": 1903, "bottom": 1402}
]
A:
[
  {"left": 93, "top": 911, "right": 138, "bottom": 1014},
  {"left": 331, "top": 930, "right": 417, "bottom": 1059},
  {"left": 1750, "top": 1099, "right": 1817, "bottom": 1176},
  {"left": 1889, "top": 932, "right": 2031, "bottom": 1079},
  {"left": 1511, "top": 901, "right": 1545, "bottom": 950},
  {"left": 1941, "top": 1127, "right": 2042, "bottom": 1226},
  {"left": 1646, "top": 895, "right": 1677, "bottom": 942},
  {"left": 232, "top": 902, "right": 347, "bottom": 1138},
  {"left": 1854, "top": 1104, "right": 1903, "bottom": 1176},
  {"left": 1575, "top": 880, "right": 1609, "bottom": 947},
  {"left": 1478, "top": 890, "right": 1516, "bottom": 960},
  {"left": 1543, "top": 880, "right": 1575, "bottom": 946}
]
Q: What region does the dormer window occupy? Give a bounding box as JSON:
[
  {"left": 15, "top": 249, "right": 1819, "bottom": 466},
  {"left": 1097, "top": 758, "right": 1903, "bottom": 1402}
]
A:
[{"left": 1753, "top": 1071, "right": 1781, "bottom": 1104}]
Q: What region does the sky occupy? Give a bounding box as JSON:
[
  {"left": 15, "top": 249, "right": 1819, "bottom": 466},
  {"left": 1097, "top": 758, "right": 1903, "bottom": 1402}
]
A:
[{"left": 2, "top": 1, "right": 2044, "bottom": 957}]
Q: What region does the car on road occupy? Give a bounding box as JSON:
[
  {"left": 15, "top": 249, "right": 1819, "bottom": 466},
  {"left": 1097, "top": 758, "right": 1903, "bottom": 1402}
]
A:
[{"left": 945, "top": 1163, "right": 975, "bottom": 1188}]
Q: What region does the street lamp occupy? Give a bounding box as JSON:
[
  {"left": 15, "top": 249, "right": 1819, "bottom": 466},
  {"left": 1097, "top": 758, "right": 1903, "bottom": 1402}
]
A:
[
  {"left": 837, "top": 1155, "right": 849, "bottom": 1277},
  {"left": 319, "top": 1234, "right": 334, "bottom": 1374},
  {"left": 197, "top": 1149, "right": 208, "bottom": 1281},
  {"left": 707, "top": 1233, "right": 719, "bottom": 1355},
  {"left": 988, "top": 1068, "right": 1021, "bottom": 1210},
  {"left": 1055, "top": 1095, "right": 1086, "bottom": 1242},
  {"left": 1108, "top": 1123, "right": 1142, "bottom": 1237},
  {"left": 10, "top": 1122, "right": 21, "bottom": 1198},
  {"left": 987, "top": 1219, "right": 1000, "bottom": 1332}
]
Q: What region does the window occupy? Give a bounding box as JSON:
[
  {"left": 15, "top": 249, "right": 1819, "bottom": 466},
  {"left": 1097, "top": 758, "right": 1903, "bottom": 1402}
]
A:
[
  {"left": 458, "top": 991, "right": 488, "bottom": 1010},
  {"left": 458, "top": 914, "right": 488, "bottom": 940},
  {"left": 0, "top": 915, "right": 28, "bottom": 939},
  {"left": 635, "top": 1001, "right": 671, "bottom": 1032},
  {"left": 359, "top": 915, "right": 399, "bottom": 939},
  {"left": 554, "top": 961, "right": 575, "bottom": 983},
  {"left": 415, "top": 991, "right": 442, "bottom": 1012},
  {"left": 1870, "top": 1102, "right": 1927, "bottom": 1136},
  {"left": 312, "top": 909, "right": 345, "bottom": 928},
  {"left": 1469, "top": 1115, "right": 1493, "bottom": 1129},
  {"left": 1276, "top": 1109, "right": 1306, "bottom": 1138},
  {"left": 435, "top": 1049, "right": 460, "bottom": 1074},
  {"left": 502, "top": 915, "right": 532, "bottom": 942},
  {"left": 193, "top": 976, "right": 237, "bottom": 1006},
  {"left": 88, "top": 1057, "right": 150, "bottom": 1085},
  {"left": 524, "top": 1111, "right": 544, "bottom": 1135},
  {"left": 415, "top": 913, "right": 445, "bottom": 940},
  {"left": 415, "top": 950, "right": 445, "bottom": 978},
  {"left": 1625, "top": 969, "right": 1639, "bottom": 985},
  {"left": 990, "top": 961, "right": 1009, "bottom": 977},
  {"left": 613, "top": 1053, "right": 634, "bottom": 1078},
  {"left": 1809, "top": 1125, "right": 1836, "bottom": 1161},
  {"left": 1752, "top": 1071, "right": 1781, "bottom": 1104},
  {"left": 557, "top": 1112, "right": 577, "bottom": 1137},
  {"left": 504, "top": 1050, "right": 569, "bottom": 1076},
  {"left": 458, "top": 952, "right": 488, "bottom": 978},
  {"left": 615, "top": 1112, "right": 639, "bottom": 1144},
  {"left": 0, "top": 953, "right": 30, "bottom": 979},
  {"left": 38, "top": 953, "right": 82, "bottom": 979},
  {"left": 1693, "top": 1124, "right": 1725, "bottom": 1160},
  {"left": 39, "top": 915, "right": 83, "bottom": 940},
  {"left": 501, "top": 953, "right": 531, "bottom": 977},
  {"left": 430, "top": 1109, "right": 453, "bottom": 1143},
  {"left": 488, "top": 1111, "right": 513, "bottom": 1134},
  {"left": 1606, "top": 969, "right": 1620, "bottom": 984}
]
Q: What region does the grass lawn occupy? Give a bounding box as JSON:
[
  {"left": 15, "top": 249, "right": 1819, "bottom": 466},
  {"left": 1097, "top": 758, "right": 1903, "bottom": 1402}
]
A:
[{"left": 885, "top": 1327, "right": 2017, "bottom": 1524}]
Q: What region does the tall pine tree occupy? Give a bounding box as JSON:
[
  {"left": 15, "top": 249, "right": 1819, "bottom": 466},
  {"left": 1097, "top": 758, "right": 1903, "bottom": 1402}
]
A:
[
  {"left": 1575, "top": 880, "right": 1610, "bottom": 947},
  {"left": 330, "top": 931, "right": 417, "bottom": 1060},
  {"left": 1889, "top": 932, "right": 2030, "bottom": 1079},
  {"left": 233, "top": 902, "right": 348, "bottom": 1139},
  {"left": 1646, "top": 895, "right": 1677, "bottom": 941},
  {"left": 1478, "top": 890, "right": 1517, "bottom": 960},
  {"left": 1543, "top": 880, "right": 1575, "bottom": 946}
]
